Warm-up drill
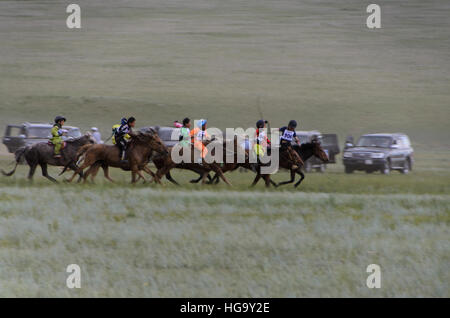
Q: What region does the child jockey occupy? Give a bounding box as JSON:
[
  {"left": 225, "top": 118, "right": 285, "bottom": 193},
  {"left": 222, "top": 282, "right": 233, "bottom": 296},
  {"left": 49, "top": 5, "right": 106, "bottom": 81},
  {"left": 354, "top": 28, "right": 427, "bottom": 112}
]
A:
[
  {"left": 111, "top": 117, "right": 128, "bottom": 145},
  {"left": 189, "top": 119, "right": 209, "bottom": 163},
  {"left": 254, "top": 119, "right": 271, "bottom": 157},
  {"left": 179, "top": 117, "right": 191, "bottom": 148},
  {"left": 279, "top": 120, "right": 304, "bottom": 169},
  {"left": 50, "top": 115, "right": 67, "bottom": 158},
  {"left": 115, "top": 117, "right": 136, "bottom": 163}
]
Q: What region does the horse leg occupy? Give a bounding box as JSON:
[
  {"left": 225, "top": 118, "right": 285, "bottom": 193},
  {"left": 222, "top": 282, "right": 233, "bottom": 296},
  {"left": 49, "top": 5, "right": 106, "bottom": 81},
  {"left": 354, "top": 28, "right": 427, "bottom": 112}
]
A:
[
  {"left": 201, "top": 171, "right": 208, "bottom": 184},
  {"left": 270, "top": 177, "right": 278, "bottom": 187},
  {"left": 143, "top": 165, "right": 163, "bottom": 184},
  {"left": 294, "top": 170, "right": 305, "bottom": 188},
  {"left": 263, "top": 174, "right": 274, "bottom": 188},
  {"left": 251, "top": 173, "right": 261, "bottom": 187},
  {"left": 131, "top": 164, "right": 146, "bottom": 184},
  {"left": 165, "top": 171, "right": 179, "bottom": 186},
  {"left": 137, "top": 170, "right": 147, "bottom": 183},
  {"left": 83, "top": 164, "right": 99, "bottom": 183},
  {"left": 28, "top": 163, "right": 38, "bottom": 181},
  {"left": 143, "top": 166, "right": 156, "bottom": 181},
  {"left": 102, "top": 166, "right": 115, "bottom": 183},
  {"left": 211, "top": 165, "right": 231, "bottom": 186},
  {"left": 41, "top": 163, "right": 57, "bottom": 183},
  {"left": 209, "top": 173, "right": 220, "bottom": 184},
  {"left": 190, "top": 172, "right": 204, "bottom": 183},
  {"left": 66, "top": 157, "right": 94, "bottom": 183},
  {"left": 66, "top": 162, "right": 84, "bottom": 183},
  {"left": 277, "top": 169, "right": 296, "bottom": 186}
]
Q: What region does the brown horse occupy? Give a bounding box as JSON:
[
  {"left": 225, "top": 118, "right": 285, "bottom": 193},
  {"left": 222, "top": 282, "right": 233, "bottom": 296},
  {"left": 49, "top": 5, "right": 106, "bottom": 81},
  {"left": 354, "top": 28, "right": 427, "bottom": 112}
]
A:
[
  {"left": 1, "top": 134, "right": 95, "bottom": 182},
  {"left": 251, "top": 140, "right": 329, "bottom": 188},
  {"left": 66, "top": 131, "right": 168, "bottom": 183}
]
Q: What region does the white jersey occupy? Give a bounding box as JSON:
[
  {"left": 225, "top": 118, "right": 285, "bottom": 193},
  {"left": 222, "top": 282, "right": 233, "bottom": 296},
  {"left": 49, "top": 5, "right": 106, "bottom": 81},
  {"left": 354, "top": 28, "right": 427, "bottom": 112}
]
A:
[
  {"left": 281, "top": 129, "right": 295, "bottom": 142},
  {"left": 196, "top": 130, "right": 207, "bottom": 141}
]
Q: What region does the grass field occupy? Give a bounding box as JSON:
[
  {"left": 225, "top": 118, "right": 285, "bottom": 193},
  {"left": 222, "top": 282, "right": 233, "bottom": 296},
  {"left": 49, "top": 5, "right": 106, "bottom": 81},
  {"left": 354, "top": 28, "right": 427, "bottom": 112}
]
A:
[
  {"left": 0, "top": 153, "right": 449, "bottom": 297},
  {"left": 0, "top": 0, "right": 449, "bottom": 297}
]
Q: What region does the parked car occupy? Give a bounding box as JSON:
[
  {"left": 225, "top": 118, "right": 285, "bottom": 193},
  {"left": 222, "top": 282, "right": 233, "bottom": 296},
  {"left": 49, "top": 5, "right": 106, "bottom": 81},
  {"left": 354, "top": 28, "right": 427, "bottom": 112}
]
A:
[
  {"left": 295, "top": 130, "right": 340, "bottom": 172},
  {"left": 342, "top": 133, "right": 414, "bottom": 174},
  {"left": 3, "top": 122, "right": 82, "bottom": 153}
]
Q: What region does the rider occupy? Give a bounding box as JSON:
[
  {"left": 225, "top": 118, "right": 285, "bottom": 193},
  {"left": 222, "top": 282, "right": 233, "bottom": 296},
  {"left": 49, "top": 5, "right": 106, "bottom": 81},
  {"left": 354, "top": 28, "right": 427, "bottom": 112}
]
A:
[
  {"left": 50, "top": 115, "right": 67, "bottom": 158},
  {"left": 115, "top": 116, "right": 136, "bottom": 163},
  {"left": 254, "top": 119, "right": 271, "bottom": 157},
  {"left": 111, "top": 117, "right": 128, "bottom": 145},
  {"left": 279, "top": 120, "right": 304, "bottom": 169},
  {"left": 179, "top": 117, "right": 191, "bottom": 148},
  {"left": 189, "top": 119, "right": 209, "bottom": 163}
]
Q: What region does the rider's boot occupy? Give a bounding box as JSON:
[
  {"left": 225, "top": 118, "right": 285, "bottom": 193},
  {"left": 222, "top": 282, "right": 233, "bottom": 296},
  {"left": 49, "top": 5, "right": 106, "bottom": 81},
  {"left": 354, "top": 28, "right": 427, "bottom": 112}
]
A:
[{"left": 120, "top": 149, "right": 128, "bottom": 164}]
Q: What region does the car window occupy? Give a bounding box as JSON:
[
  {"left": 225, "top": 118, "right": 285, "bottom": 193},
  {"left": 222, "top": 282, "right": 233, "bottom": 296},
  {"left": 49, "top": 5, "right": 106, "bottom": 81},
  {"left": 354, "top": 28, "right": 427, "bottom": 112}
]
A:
[
  {"left": 400, "top": 136, "right": 411, "bottom": 148},
  {"left": 159, "top": 129, "right": 179, "bottom": 141},
  {"left": 7, "top": 126, "right": 23, "bottom": 137},
  {"left": 356, "top": 136, "right": 392, "bottom": 148},
  {"left": 27, "top": 127, "right": 51, "bottom": 138}
]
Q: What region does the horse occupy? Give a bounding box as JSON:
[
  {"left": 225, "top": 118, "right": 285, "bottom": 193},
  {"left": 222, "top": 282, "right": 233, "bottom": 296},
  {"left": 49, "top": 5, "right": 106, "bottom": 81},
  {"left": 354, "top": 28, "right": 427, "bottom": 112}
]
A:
[
  {"left": 1, "top": 134, "right": 96, "bottom": 182},
  {"left": 251, "top": 140, "right": 329, "bottom": 188},
  {"left": 151, "top": 139, "right": 235, "bottom": 186},
  {"left": 65, "top": 131, "right": 168, "bottom": 184},
  {"left": 187, "top": 139, "right": 257, "bottom": 185}
]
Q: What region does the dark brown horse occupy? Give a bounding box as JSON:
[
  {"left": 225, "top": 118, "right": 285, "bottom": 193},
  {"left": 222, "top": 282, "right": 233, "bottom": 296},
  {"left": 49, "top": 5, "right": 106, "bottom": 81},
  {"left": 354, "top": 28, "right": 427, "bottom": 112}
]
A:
[
  {"left": 66, "top": 131, "right": 168, "bottom": 183},
  {"left": 188, "top": 141, "right": 257, "bottom": 185},
  {"left": 1, "top": 134, "right": 95, "bottom": 182},
  {"left": 251, "top": 140, "right": 329, "bottom": 188},
  {"left": 151, "top": 139, "right": 235, "bottom": 186}
]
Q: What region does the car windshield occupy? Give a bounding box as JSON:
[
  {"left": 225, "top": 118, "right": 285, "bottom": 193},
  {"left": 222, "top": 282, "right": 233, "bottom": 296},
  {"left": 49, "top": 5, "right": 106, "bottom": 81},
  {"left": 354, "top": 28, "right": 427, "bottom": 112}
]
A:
[
  {"left": 27, "top": 127, "right": 51, "bottom": 138},
  {"left": 67, "top": 128, "right": 81, "bottom": 138},
  {"left": 356, "top": 136, "right": 392, "bottom": 148}
]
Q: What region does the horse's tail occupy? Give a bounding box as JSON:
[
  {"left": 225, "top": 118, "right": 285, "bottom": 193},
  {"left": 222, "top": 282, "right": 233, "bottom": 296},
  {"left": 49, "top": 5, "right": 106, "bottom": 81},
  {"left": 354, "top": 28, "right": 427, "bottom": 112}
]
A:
[
  {"left": 1, "top": 147, "right": 26, "bottom": 177},
  {"left": 76, "top": 144, "right": 94, "bottom": 163},
  {"left": 59, "top": 144, "right": 94, "bottom": 176}
]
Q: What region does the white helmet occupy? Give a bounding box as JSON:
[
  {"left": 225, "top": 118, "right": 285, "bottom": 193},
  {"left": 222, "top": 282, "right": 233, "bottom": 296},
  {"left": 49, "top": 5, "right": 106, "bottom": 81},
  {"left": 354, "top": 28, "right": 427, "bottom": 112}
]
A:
[{"left": 91, "top": 127, "right": 98, "bottom": 132}]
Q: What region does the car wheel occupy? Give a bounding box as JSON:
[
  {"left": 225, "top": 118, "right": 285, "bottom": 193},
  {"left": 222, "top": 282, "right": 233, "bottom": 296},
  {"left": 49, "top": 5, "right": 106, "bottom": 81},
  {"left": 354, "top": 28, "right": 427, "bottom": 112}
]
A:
[
  {"left": 345, "top": 166, "right": 353, "bottom": 174},
  {"left": 381, "top": 159, "right": 391, "bottom": 175},
  {"left": 401, "top": 158, "right": 411, "bottom": 174}
]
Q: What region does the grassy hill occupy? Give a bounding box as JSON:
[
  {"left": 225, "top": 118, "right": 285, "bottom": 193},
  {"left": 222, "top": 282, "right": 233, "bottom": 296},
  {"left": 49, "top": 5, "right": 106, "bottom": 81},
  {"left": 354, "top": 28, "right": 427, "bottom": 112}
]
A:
[{"left": 0, "top": 0, "right": 449, "bottom": 150}]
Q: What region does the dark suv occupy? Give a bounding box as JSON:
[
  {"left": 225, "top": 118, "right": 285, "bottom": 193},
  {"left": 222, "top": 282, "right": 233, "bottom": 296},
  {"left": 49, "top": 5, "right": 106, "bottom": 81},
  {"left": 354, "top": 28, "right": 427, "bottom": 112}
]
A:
[
  {"left": 3, "top": 122, "right": 82, "bottom": 153},
  {"left": 343, "top": 133, "right": 413, "bottom": 174}
]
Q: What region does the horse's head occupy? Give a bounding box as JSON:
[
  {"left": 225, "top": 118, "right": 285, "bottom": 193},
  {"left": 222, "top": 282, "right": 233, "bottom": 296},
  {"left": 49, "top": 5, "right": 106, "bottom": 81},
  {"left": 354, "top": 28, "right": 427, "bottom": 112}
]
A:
[
  {"left": 141, "top": 131, "right": 168, "bottom": 156},
  {"left": 311, "top": 138, "right": 329, "bottom": 163}
]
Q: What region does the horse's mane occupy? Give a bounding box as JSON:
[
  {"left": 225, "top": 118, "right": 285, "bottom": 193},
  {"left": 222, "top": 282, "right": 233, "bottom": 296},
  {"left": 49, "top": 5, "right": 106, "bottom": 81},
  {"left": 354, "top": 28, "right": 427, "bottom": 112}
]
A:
[
  {"left": 129, "top": 131, "right": 158, "bottom": 145},
  {"left": 65, "top": 134, "right": 91, "bottom": 144},
  {"left": 297, "top": 142, "right": 314, "bottom": 151}
]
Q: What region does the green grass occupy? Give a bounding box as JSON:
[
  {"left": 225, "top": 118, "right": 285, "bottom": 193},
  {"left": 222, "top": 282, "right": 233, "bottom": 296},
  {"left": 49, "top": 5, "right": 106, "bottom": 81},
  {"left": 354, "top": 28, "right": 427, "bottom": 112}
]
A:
[{"left": 0, "top": 187, "right": 448, "bottom": 297}]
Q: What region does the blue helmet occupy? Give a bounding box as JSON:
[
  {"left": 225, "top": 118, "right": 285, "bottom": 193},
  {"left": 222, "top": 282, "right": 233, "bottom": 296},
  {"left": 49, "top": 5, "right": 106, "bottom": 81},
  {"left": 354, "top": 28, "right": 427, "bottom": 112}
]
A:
[
  {"left": 120, "top": 117, "right": 127, "bottom": 125},
  {"left": 197, "top": 119, "right": 207, "bottom": 128}
]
